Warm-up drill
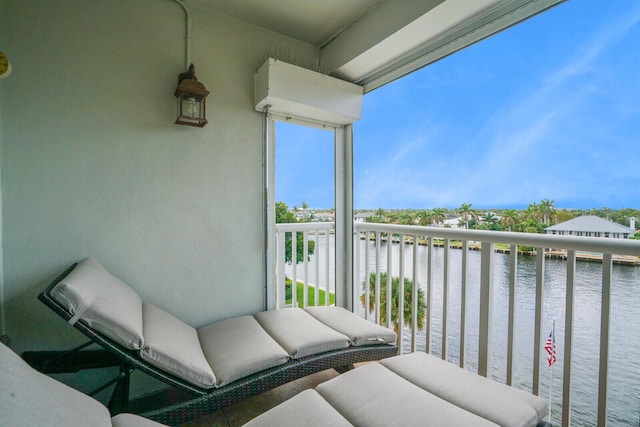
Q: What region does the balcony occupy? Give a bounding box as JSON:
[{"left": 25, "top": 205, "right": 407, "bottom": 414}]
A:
[{"left": 275, "top": 221, "right": 640, "bottom": 427}]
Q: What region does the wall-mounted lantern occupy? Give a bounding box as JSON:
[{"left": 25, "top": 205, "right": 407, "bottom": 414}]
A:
[{"left": 174, "top": 63, "right": 209, "bottom": 127}]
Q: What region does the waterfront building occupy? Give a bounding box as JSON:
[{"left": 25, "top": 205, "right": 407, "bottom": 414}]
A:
[
  {"left": 545, "top": 215, "right": 635, "bottom": 239},
  {"left": 354, "top": 212, "right": 375, "bottom": 223}
]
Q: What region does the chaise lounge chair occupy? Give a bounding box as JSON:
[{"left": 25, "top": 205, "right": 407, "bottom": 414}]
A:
[
  {"left": 244, "top": 351, "right": 553, "bottom": 427},
  {"left": 1, "top": 341, "right": 168, "bottom": 427},
  {"left": 3, "top": 337, "right": 552, "bottom": 427},
  {"left": 27, "top": 258, "right": 398, "bottom": 425}
]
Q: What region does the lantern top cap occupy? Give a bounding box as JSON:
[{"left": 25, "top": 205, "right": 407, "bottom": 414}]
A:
[
  {"left": 178, "top": 63, "right": 197, "bottom": 83},
  {"left": 175, "top": 63, "right": 209, "bottom": 97}
]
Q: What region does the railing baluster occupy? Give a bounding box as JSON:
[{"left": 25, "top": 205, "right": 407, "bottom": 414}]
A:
[
  {"left": 412, "top": 234, "right": 419, "bottom": 352},
  {"left": 478, "top": 242, "right": 494, "bottom": 377},
  {"left": 507, "top": 244, "right": 518, "bottom": 385},
  {"left": 533, "top": 247, "right": 545, "bottom": 395},
  {"left": 325, "top": 229, "right": 330, "bottom": 305},
  {"left": 598, "top": 253, "right": 613, "bottom": 426},
  {"left": 442, "top": 238, "right": 450, "bottom": 361},
  {"left": 460, "top": 240, "right": 468, "bottom": 368},
  {"left": 314, "top": 230, "right": 320, "bottom": 306},
  {"left": 375, "top": 232, "right": 381, "bottom": 324},
  {"left": 277, "top": 230, "right": 286, "bottom": 309},
  {"left": 303, "top": 231, "right": 309, "bottom": 308},
  {"left": 398, "top": 234, "right": 405, "bottom": 354},
  {"left": 354, "top": 229, "right": 361, "bottom": 311},
  {"left": 562, "top": 250, "right": 576, "bottom": 427},
  {"left": 291, "top": 232, "right": 297, "bottom": 308},
  {"left": 364, "top": 231, "right": 370, "bottom": 320},
  {"left": 386, "top": 234, "right": 393, "bottom": 330},
  {"left": 426, "top": 236, "right": 433, "bottom": 354}
]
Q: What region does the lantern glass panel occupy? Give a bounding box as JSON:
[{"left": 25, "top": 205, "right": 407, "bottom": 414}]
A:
[
  {"left": 181, "top": 96, "right": 202, "bottom": 119},
  {"left": 176, "top": 94, "right": 207, "bottom": 127}
]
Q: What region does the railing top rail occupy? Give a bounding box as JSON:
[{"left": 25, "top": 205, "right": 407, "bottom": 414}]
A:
[
  {"left": 355, "top": 222, "right": 640, "bottom": 256},
  {"left": 275, "top": 222, "right": 335, "bottom": 232}
]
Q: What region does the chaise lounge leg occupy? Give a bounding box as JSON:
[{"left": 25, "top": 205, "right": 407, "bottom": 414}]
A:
[{"left": 106, "top": 365, "right": 132, "bottom": 415}]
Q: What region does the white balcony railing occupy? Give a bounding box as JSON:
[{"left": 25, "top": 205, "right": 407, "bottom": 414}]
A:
[
  {"left": 275, "top": 221, "right": 640, "bottom": 427},
  {"left": 275, "top": 222, "right": 335, "bottom": 309}
]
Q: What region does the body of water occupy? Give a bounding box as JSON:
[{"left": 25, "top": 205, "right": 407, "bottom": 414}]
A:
[{"left": 287, "top": 236, "right": 640, "bottom": 426}]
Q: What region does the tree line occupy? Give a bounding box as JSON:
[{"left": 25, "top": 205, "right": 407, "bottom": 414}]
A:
[{"left": 363, "top": 200, "right": 640, "bottom": 238}]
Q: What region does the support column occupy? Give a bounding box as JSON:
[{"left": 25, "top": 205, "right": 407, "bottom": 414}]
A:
[{"left": 335, "top": 124, "right": 353, "bottom": 310}]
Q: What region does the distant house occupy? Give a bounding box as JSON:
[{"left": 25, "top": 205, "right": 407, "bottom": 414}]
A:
[
  {"left": 354, "top": 212, "right": 375, "bottom": 223},
  {"left": 314, "top": 211, "right": 335, "bottom": 222},
  {"left": 443, "top": 216, "right": 462, "bottom": 228},
  {"left": 545, "top": 215, "right": 635, "bottom": 239}
]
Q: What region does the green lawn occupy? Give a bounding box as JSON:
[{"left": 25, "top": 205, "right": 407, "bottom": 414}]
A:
[{"left": 285, "top": 278, "right": 335, "bottom": 307}]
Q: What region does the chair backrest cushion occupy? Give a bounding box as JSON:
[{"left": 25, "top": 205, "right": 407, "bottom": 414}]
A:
[
  {"left": 50, "top": 257, "right": 145, "bottom": 350},
  {"left": 141, "top": 303, "right": 216, "bottom": 388},
  {"left": 254, "top": 308, "right": 350, "bottom": 359},
  {"left": 0, "top": 342, "right": 112, "bottom": 427},
  {"left": 305, "top": 306, "right": 397, "bottom": 346}
]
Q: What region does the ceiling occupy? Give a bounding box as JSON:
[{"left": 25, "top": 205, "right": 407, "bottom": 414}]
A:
[
  {"left": 188, "top": 0, "right": 386, "bottom": 47},
  {"left": 189, "top": 0, "right": 566, "bottom": 92}
]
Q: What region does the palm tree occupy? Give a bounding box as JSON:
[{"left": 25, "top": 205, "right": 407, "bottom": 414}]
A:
[
  {"left": 457, "top": 217, "right": 467, "bottom": 228},
  {"left": 481, "top": 212, "right": 498, "bottom": 225},
  {"left": 431, "top": 208, "right": 446, "bottom": 226},
  {"left": 540, "top": 199, "right": 555, "bottom": 225},
  {"left": 457, "top": 203, "right": 476, "bottom": 229},
  {"left": 360, "top": 272, "right": 426, "bottom": 335},
  {"left": 301, "top": 201, "right": 309, "bottom": 221},
  {"left": 500, "top": 209, "right": 519, "bottom": 232},
  {"left": 398, "top": 211, "right": 414, "bottom": 225},
  {"left": 525, "top": 202, "right": 541, "bottom": 222},
  {"left": 418, "top": 210, "right": 432, "bottom": 226},
  {"left": 600, "top": 207, "right": 614, "bottom": 220}
]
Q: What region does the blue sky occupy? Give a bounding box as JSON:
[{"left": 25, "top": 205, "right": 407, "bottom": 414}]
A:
[{"left": 276, "top": 0, "right": 640, "bottom": 210}]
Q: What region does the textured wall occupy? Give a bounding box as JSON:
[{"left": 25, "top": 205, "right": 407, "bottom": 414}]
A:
[{"left": 0, "top": 0, "right": 317, "bottom": 358}]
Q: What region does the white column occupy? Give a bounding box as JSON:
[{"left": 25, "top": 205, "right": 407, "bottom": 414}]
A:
[
  {"left": 335, "top": 124, "right": 353, "bottom": 310},
  {"left": 264, "top": 113, "right": 276, "bottom": 310}
]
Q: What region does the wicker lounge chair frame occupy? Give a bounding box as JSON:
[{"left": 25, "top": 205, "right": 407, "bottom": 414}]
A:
[{"left": 34, "top": 263, "right": 399, "bottom": 425}]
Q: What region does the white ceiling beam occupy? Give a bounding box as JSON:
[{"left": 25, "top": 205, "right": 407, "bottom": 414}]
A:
[
  {"left": 323, "top": 0, "right": 567, "bottom": 93},
  {"left": 319, "top": 0, "right": 445, "bottom": 75}
]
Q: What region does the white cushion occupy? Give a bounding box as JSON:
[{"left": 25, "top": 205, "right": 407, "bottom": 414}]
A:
[
  {"left": 198, "top": 315, "right": 290, "bottom": 387},
  {"left": 316, "top": 362, "right": 498, "bottom": 427},
  {"left": 50, "top": 257, "right": 144, "bottom": 350},
  {"left": 111, "top": 413, "right": 168, "bottom": 427},
  {"left": 305, "top": 306, "right": 397, "bottom": 346},
  {"left": 380, "top": 352, "right": 546, "bottom": 427},
  {"left": 0, "top": 342, "right": 112, "bottom": 427},
  {"left": 141, "top": 304, "right": 216, "bottom": 388},
  {"left": 254, "top": 308, "right": 350, "bottom": 359},
  {"left": 243, "top": 389, "right": 353, "bottom": 427}
]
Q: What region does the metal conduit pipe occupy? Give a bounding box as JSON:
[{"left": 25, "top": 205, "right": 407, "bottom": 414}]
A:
[{"left": 171, "top": 0, "right": 192, "bottom": 69}]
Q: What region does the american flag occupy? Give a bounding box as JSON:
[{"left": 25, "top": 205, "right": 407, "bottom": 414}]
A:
[{"left": 545, "top": 330, "right": 556, "bottom": 367}]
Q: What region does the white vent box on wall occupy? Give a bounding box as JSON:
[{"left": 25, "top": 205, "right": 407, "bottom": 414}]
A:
[{"left": 254, "top": 58, "right": 364, "bottom": 125}]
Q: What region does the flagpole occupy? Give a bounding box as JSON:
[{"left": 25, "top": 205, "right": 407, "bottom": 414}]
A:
[{"left": 548, "top": 319, "right": 555, "bottom": 424}]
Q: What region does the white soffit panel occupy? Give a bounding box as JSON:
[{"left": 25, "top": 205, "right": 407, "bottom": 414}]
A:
[
  {"left": 331, "top": 0, "right": 497, "bottom": 81},
  {"left": 327, "top": 0, "right": 567, "bottom": 93},
  {"left": 254, "top": 58, "right": 364, "bottom": 126}
]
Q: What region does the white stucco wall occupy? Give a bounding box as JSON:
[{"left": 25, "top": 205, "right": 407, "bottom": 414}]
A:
[{"left": 0, "top": 0, "right": 318, "bottom": 355}]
